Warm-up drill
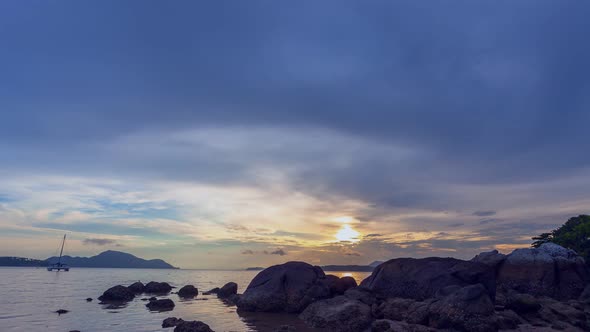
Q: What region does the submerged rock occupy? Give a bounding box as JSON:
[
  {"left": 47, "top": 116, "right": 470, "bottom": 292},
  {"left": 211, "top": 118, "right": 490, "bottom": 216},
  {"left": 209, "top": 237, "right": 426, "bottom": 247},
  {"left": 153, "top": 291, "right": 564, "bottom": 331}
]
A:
[
  {"left": 86, "top": 298, "right": 93, "bottom": 302},
  {"left": 497, "top": 243, "right": 590, "bottom": 300},
  {"left": 299, "top": 295, "right": 372, "bottom": 332},
  {"left": 128, "top": 281, "right": 145, "bottom": 293},
  {"left": 145, "top": 281, "right": 173, "bottom": 294},
  {"left": 98, "top": 285, "right": 135, "bottom": 302},
  {"left": 217, "top": 282, "right": 238, "bottom": 298},
  {"left": 237, "top": 261, "right": 327, "bottom": 313},
  {"left": 360, "top": 257, "right": 496, "bottom": 301},
  {"left": 162, "top": 317, "right": 184, "bottom": 328},
  {"left": 55, "top": 309, "right": 69, "bottom": 315},
  {"left": 173, "top": 320, "right": 214, "bottom": 332},
  {"left": 202, "top": 287, "right": 219, "bottom": 295},
  {"left": 146, "top": 298, "right": 175, "bottom": 311},
  {"left": 178, "top": 285, "right": 199, "bottom": 298}
]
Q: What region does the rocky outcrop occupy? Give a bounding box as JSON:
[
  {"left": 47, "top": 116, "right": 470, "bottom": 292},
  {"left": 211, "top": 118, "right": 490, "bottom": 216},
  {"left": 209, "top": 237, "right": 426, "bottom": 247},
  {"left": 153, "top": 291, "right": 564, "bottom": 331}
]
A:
[
  {"left": 98, "top": 285, "right": 135, "bottom": 302},
  {"left": 146, "top": 298, "right": 175, "bottom": 311},
  {"left": 326, "top": 275, "right": 358, "bottom": 295},
  {"left": 217, "top": 282, "right": 237, "bottom": 298},
  {"left": 178, "top": 285, "right": 198, "bottom": 298},
  {"left": 360, "top": 257, "right": 496, "bottom": 301},
  {"left": 496, "top": 243, "right": 589, "bottom": 300},
  {"left": 471, "top": 250, "right": 506, "bottom": 268},
  {"left": 299, "top": 295, "right": 372, "bottom": 332},
  {"left": 145, "top": 281, "right": 173, "bottom": 294},
  {"left": 128, "top": 281, "right": 145, "bottom": 293},
  {"left": 236, "top": 261, "right": 328, "bottom": 313},
  {"left": 173, "top": 320, "right": 214, "bottom": 332},
  {"left": 371, "top": 319, "right": 434, "bottom": 332},
  {"left": 162, "top": 317, "right": 184, "bottom": 328}
]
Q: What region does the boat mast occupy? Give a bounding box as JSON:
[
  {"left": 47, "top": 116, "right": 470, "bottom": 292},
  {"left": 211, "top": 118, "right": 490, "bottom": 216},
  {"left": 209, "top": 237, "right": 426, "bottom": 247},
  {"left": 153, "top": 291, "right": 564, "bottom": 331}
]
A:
[{"left": 58, "top": 234, "right": 66, "bottom": 265}]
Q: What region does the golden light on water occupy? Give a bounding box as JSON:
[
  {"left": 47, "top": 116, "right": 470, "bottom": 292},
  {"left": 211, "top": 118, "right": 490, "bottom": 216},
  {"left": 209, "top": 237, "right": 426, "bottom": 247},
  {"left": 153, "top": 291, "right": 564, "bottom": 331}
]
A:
[{"left": 335, "top": 224, "right": 360, "bottom": 242}]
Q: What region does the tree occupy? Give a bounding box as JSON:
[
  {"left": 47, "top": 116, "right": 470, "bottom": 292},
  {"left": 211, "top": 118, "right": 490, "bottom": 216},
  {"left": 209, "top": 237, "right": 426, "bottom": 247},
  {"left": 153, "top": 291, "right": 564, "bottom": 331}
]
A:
[{"left": 532, "top": 215, "right": 590, "bottom": 263}]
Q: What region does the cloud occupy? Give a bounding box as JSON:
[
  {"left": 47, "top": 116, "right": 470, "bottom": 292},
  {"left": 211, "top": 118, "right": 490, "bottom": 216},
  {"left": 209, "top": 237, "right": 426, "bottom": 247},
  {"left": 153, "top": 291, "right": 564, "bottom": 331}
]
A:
[
  {"left": 473, "top": 211, "right": 496, "bottom": 217},
  {"left": 82, "top": 238, "right": 120, "bottom": 246},
  {"left": 270, "top": 249, "right": 287, "bottom": 256}
]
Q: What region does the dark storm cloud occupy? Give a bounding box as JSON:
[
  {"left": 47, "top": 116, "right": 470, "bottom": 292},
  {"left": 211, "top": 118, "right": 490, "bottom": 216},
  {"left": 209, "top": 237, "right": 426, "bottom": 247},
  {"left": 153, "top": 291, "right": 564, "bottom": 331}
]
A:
[{"left": 270, "top": 249, "right": 287, "bottom": 256}]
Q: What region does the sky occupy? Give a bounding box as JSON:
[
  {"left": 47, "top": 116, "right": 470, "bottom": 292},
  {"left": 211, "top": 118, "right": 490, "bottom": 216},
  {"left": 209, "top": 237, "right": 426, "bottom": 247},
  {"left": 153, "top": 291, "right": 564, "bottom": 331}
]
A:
[{"left": 0, "top": 1, "right": 589, "bottom": 269}]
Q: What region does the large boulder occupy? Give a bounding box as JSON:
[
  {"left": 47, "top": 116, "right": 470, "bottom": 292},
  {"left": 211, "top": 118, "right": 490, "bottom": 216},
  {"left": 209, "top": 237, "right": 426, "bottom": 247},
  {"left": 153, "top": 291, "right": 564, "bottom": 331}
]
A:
[
  {"left": 128, "top": 281, "right": 145, "bottom": 293},
  {"left": 497, "top": 243, "right": 590, "bottom": 300},
  {"left": 174, "top": 321, "right": 214, "bottom": 332},
  {"left": 98, "top": 285, "right": 135, "bottom": 302},
  {"left": 329, "top": 276, "right": 358, "bottom": 295},
  {"left": 178, "top": 285, "right": 199, "bottom": 298},
  {"left": 299, "top": 295, "right": 372, "bottom": 332},
  {"left": 145, "top": 281, "right": 173, "bottom": 294},
  {"left": 217, "top": 282, "right": 237, "bottom": 298},
  {"left": 162, "top": 317, "right": 184, "bottom": 328},
  {"left": 236, "top": 261, "right": 327, "bottom": 313},
  {"left": 470, "top": 250, "right": 506, "bottom": 268},
  {"left": 360, "top": 257, "right": 496, "bottom": 301}
]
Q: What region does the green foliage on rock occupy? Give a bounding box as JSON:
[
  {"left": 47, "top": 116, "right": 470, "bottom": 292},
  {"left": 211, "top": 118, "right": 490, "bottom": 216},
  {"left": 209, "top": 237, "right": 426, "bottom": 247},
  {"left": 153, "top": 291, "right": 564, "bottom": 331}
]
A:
[{"left": 532, "top": 215, "right": 590, "bottom": 263}]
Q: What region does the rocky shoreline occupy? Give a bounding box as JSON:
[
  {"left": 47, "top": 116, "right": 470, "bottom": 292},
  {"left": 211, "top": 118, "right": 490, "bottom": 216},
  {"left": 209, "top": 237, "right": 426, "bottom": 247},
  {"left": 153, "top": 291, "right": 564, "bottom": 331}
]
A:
[{"left": 91, "top": 242, "right": 590, "bottom": 331}]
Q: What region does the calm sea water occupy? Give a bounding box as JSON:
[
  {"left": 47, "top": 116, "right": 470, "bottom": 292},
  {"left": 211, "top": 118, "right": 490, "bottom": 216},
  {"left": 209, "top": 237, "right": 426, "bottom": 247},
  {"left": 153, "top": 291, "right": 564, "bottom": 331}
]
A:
[{"left": 0, "top": 267, "right": 370, "bottom": 332}]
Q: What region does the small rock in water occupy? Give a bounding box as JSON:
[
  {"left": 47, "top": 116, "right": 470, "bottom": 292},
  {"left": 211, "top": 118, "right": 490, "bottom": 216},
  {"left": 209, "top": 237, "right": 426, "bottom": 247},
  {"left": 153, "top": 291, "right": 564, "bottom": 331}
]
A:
[
  {"left": 149, "top": 297, "right": 157, "bottom": 301},
  {"left": 173, "top": 320, "right": 214, "bottom": 332},
  {"left": 217, "top": 282, "right": 238, "bottom": 298},
  {"left": 128, "top": 281, "right": 145, "bottom": 294},
  {"left": 69, "top": 330, "right": 81, "bottom": 332},
  {"left": 86, "top": 298, "right": 93, "bottom": 302},
  {"left": 141, "top": 298, "right": 149, "bottom": 301},
  {"left": 145, "top": 281, "right": 172, "bottom": 294},
  {"left": 202, "top": 287, "right": 219, "bottom": 295},
  {"left": 178, "top": 285, "right": 199, "bottom": 298},
  {"left": 162, "top": 317, "right": 184, "bottom": 328},
  {"left": 98, "top": 285, "right": 135, "bottom": 302},
  {"left": 55, "top": 309, "right": 69, "bottom": 315},
  {"left": 146, "top": 298, "right": 175, "bottom": 311}
]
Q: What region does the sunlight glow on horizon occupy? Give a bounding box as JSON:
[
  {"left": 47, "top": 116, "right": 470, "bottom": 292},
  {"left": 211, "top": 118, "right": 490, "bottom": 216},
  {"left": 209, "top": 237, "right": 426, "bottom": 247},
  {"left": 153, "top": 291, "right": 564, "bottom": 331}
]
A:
[{"left": 335, "top": 224, "right": 360, "bottom": 242}]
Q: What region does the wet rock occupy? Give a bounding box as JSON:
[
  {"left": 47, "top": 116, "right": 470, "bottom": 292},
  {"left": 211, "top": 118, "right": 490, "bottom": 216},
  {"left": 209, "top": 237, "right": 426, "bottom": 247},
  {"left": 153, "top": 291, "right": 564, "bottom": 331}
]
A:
[
  {"left": 178, "top": 285, "right": 199, "bottom": 298},
  {"left": 128, "top": 281, "right": 145, "bottom": 293},
  {"left": 86, "top": 298, "right": 93, "bottom": 302},
  {"left": 146, "top": 298, "right": 175, "bottom": 311},
  {"left": 55, "top": 309, "right": 69, "bottom": 315},
  {"left": 360, "top": 257, "right": 496, "bottom": 301},
  {"left": 202, "top": 287, "right": 219, "bottom": 295},
  {"left": 148, "top": 296, "right": 157, "bottom": 301},
  {"left": 145, "top": 281, "right": 173, "bottom": 294},
  {"left": 273, "top": 325, "right": 296, "bottom": 332},
  {"left": 495, "top": 309, "right": 522, "bottom": 330},
  {"left": 140, "top": 298, "right": 148, "bottom": 301},
  {"left": 343, "top": 287, "right": 377, "bottom": 306},
  {"left": 371, "top": 319, "right": 434, "bottom": 332},
  {"left": 173, "top": 320, "right": 214, "bottom": 332},
  {"left": 299, "top": 295, "right": 372, "bottom": 332},
  {"left": 162, "top": 317, "right": 184, "bottom": 328},
  {"left": 579, "top": 284, "right": 590, "bottom": 303},
  {"left": 217, "top": 282, "right": 237, "bottom": 298},
  {"left": 237, "top": 261, "right": 326, "bottom": 313},
  {"left": 330, "top": 276, "right": 358, "bottom": 295},
  {"left": 98, "top": 285, "right": 135, "bottom": 302},
  {"left": 497, "top": 243, "right": 590, "bottom": 300}
]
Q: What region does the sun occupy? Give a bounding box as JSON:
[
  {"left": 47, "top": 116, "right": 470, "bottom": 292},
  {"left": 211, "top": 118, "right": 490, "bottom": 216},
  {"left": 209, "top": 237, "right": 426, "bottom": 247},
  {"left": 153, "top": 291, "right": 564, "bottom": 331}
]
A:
[{"left": 335, "top": 224, "right": 360, "bottom": 242}]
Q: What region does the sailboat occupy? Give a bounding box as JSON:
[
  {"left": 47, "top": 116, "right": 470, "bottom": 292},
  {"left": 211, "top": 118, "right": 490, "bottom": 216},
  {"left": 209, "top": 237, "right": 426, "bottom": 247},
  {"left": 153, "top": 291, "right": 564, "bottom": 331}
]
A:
[{"left": 47, "top": 234, "right": 70, "bottom": 272}]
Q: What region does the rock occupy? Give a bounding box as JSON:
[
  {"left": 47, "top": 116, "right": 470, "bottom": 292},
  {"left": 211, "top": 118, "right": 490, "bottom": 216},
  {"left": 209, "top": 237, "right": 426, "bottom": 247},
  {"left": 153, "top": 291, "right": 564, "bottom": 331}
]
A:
[
  {"left": 55, "top": 309, "right": 69, "bottom": 315},
  {"left": 148, "top": 296, "right": 157, "bottom": 301},
  {"left": 495, "top": 310, "right": 522, "bottom": 330},
  {"left": 273, "top": 325, "right": 296, "bottom": 332},
  {"left": 330, "top": 276, "right": 358, "bottom": 295},
  {"left": 299, "top": 295, "right": 372, "bottom": 332},
  {"left": 470, "top": 249, "right": 507, "bottom": 268},
  {"left": 505, "top": 293, "right": 541, "bottom": 314},
  {"left": 343, "top": 287, "right": 377, "bottom": 306},
  {"left": 217, "top": 282, "right": 237, "bottom": 298},
  {"left": 141, "top": 298, "right": 148, "bottom": 301},
  {"left": 146, "top": 298, "right": 175, "bottom": 311},
  {"left": 579, "top": 284, "right": 590, "bottom": 303},
  {"left": 202, "top": 287, "right": 219, "bottom": 295},
  {"left": 371, "top": 319, "right": 434, "bottom": 332},
  {"left": 162, "top": 317, "right": 184, "bottom": 328},
  {"left": 145, "top": 281, "right": 173, "bottom": 294},
  {"left": 360, "top": 257, "right": 496, "bottom": 301},
  {"left": 178, "top": 285, "right": 199, "bottom": 298},
  {"left": 98, "top": 285, "right": 135, "bottom": 302},
  {"left": 128, "top": 281, "right": 145, "bottom": 293},
  {"left": 237, "top": 261, "right": 326, "bottom": 313},
  {"left": 173, "top": 320, "right": 214, "bottom": 332},
  {"left": 538, "top": 297, "right": 587, "bottom": 329},
  {"left": 497, "top": 243, "right": 590, "bottom": 300},
  {"left": 86, "top": 298, "right": 93, "bottom": 302}
]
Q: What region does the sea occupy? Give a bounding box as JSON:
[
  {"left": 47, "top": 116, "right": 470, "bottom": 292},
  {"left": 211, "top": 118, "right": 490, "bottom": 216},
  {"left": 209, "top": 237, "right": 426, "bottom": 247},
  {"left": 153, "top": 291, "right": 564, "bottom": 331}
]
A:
[{"left": 0, "top": 267, "right": 371, "bottom": 332}]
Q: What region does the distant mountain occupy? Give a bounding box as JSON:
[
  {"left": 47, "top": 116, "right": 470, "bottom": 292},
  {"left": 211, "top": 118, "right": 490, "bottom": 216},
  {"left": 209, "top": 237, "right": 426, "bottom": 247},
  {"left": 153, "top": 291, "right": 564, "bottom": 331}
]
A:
[
  {"left": 1, "top": 250, "right": 178, "bottom": 269},
  {"left": 45, "top": 250, "right": 178, "bottom": 269},
  {"left": 0, "top": 257, "right": 46, "bottom": 267}
]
